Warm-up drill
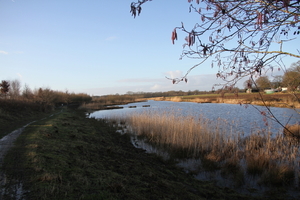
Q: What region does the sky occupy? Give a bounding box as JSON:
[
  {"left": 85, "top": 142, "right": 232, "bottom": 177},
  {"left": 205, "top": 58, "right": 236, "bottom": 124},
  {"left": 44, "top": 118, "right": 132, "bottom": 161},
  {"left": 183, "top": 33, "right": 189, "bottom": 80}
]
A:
[{"left": 1, "top": 0, "right": 299, "bottom": 96}]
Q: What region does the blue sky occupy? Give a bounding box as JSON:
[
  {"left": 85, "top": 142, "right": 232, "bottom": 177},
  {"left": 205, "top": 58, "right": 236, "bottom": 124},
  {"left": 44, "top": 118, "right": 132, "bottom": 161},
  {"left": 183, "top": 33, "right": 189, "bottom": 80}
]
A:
[{"left": 1, "top": 1, "right": 299, "bottom": 96}]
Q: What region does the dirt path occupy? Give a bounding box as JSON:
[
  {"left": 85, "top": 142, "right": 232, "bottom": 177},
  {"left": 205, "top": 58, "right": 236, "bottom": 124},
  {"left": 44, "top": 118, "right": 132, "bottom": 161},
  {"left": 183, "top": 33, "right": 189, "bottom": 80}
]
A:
[
  {"left": 0, "top": 128, "right": 24, "bottom": 199},
  {"left": 0, "top": 127, "right": 26, "bottom": 165},
  {"left": 0, "top": 110, "right": 62, "bottom": 165},
  {"left": 0, "top": 110, "right": 62, "bottom": 199},
  {"left": 0, "top": 121, "right": 36, "bottom": 200}
]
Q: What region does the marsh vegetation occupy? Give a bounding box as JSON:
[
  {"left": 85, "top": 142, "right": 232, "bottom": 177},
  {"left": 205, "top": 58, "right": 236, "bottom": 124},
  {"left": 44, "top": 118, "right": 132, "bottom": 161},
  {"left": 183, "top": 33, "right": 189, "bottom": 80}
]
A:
[
  {"left": 156, "top": 92, "right": 300, "bottom": 108},
  {"left": 98, "top": 102, "right": 300, "bottom": 197}
]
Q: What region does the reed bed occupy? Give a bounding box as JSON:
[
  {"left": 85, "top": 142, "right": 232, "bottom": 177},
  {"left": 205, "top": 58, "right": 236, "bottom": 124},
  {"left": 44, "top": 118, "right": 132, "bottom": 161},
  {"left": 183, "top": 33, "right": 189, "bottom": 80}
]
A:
[
  {"left": 109, "top": 109, "right": 300, "bottom": 188},
  {"left": 126, "top": 111, "right": 236, "bottom": 159}
]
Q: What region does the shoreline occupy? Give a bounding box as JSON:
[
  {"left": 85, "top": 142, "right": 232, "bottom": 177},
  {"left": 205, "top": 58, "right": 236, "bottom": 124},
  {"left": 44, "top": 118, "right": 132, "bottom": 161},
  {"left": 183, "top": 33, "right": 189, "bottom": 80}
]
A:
[{"left": 146, "top": 93, "right": 300, "bottom": 109}]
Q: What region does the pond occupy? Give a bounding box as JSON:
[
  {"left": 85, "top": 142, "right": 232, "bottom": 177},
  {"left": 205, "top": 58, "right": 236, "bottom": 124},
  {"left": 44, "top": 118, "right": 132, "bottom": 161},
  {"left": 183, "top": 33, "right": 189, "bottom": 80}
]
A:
[
  {"left": 89, "top": 100, "right": 300, "bottom": 135},
  {"left": 89, "top": 100, "right": 300, "bottom": 197}
]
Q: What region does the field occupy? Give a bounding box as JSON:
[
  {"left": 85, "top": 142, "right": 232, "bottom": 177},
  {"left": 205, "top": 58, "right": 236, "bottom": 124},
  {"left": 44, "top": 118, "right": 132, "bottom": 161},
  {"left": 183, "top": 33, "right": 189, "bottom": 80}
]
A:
[{"left": 149, "top": 92, "right": 300, "bottom": 108}]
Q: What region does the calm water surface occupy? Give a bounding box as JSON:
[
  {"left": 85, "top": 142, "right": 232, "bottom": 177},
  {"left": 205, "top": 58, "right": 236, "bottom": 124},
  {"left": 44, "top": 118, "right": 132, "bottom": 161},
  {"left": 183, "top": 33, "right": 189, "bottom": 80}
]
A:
[
  {"left": 90, "top": 100, "right": 300, "bottom": 196},
  {"left": 90, "top": 100, "right": 300, "bottom": 135}
]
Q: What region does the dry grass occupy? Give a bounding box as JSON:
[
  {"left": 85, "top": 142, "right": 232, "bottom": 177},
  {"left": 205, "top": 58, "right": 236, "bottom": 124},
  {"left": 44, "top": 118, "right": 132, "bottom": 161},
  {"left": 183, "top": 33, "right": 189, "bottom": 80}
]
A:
[
  {"left": 164, "top": 92, "right": 300, "bottom": 108},
  {"left": 169, "top": 96, "right": 183, "bottom": 102},
  {"left": 110, "top": 110, "right": 300, "bottom": 187},
  {"left": 284, "top": 124, "right": 300, "bottom": 138},
  {"left": 126, "top": 110, "right": 235, "bottom": 158}
]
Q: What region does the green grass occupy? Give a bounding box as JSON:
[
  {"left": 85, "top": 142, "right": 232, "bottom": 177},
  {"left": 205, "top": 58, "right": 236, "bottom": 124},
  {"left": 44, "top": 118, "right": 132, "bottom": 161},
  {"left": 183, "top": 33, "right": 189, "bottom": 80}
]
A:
[
  {"left": 0, "top": 99, "right": 56, "bottom": 138},
  {"left": 1, "top": 108, "right": 261, "bottom": 200}
]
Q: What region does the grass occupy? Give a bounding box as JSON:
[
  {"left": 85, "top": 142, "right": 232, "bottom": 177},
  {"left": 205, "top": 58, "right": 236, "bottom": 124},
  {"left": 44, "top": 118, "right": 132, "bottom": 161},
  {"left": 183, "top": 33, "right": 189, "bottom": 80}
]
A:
[
  {"left": 112, "top": 109, "right": 300, "bottom": 196},
  {"left": 221, "top": 157, "right": 244, "bottom": 186},
  {"left": 1, "top": 108, "right": 260, "bottom": 200},
  {"left": 80, "top": 97, "right": 145, "bottom": 111},
  {"left": 0, "top": 99, "right": 57, "bottom": 138},
  {"left": 160, "top": 92, "right": 300, "bottom": 108},
  {"left": 284, "top": 124, "right": 300, "bottom": 138},
  {"left": 260, "top": 164, "right": 295, "bottom": 186}
]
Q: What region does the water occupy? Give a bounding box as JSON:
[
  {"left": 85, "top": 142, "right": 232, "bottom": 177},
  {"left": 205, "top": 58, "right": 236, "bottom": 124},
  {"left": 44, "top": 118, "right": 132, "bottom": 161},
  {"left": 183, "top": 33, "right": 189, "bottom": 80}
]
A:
[
  {"left": 90, "top": 100, "right": 300, "bottom": 197},
  {"left": 89, "top": 100, "right": 300, "bottom": 135}
]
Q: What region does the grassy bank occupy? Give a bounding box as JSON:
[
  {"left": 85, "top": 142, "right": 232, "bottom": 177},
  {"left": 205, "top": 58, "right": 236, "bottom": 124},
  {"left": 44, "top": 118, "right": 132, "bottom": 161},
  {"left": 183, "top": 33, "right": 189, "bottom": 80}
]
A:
[
  {"left": 80, "top": 100, "right": 145, "bottom": 111},
  {"left": 80, "top": 96, "right": 146, "bottom": 111},
  {"left": 0, "top": 99, "right": 57, "bottom": 139},
  {"left": 0, "top": 108, "right": 261, "bottom": 200}
]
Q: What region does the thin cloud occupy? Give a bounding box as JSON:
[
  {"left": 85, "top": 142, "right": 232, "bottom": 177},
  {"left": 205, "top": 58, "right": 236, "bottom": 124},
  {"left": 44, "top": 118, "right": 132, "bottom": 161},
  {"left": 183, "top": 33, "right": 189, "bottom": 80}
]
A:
[
  {"left": 105, "top": 36, "right": 118, "bottom": 41},
  {"left": 0, "top": 50, "right": 8, "bottom": 55},
  {"left": 164, "top": 70, "right": 183, "bottom": 79},
  {"left": 118, "top": 78, "right": 163, "bottom": 83},
  {"left": 17, "top": 73, "right": 23, "bottom": 79},
  {"left": 150, "top": 84, "right": 167, "bottom": 91},
  {"left": 84, "top": 73, "right": 252, "bottom": 96}
]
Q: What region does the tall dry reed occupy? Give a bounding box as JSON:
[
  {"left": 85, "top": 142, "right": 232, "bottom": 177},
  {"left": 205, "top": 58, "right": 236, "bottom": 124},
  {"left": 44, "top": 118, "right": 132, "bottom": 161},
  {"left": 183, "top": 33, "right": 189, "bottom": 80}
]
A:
[
  {"left": 109, "top": 109, "right": 300, "bottom": 187},
  {"left": 126, "top": 110, "right": 237, "bottom": 159}
]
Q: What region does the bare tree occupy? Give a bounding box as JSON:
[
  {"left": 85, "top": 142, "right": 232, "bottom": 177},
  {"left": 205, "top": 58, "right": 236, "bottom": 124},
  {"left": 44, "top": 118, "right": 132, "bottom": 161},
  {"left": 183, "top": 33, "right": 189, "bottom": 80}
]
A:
[
  {"left": 131, "top": 0, "right": 300, "bottom": 87},
  {"left": 34, "top": 87, "right": 57, "bottom": 111},
  {"left": 272, "top": 75, "right": 283, "bottom": 88},
  {"left": 243, "top": 79, "right": 254, "bottom": 89},
  {"left": 9, "top": 79, "right": 21, "bottom": 99},
  {"left": 22, "top": 84, "right": 34, "bottom": 101},
  {"left": 130, "top": 0, "right": 300, "bottom": 138}
]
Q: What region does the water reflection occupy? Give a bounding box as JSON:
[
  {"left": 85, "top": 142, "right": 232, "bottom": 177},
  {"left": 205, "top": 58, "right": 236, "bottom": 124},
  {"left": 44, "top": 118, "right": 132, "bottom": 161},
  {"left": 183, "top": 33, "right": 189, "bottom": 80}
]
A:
[
  {"left": 90, "top": 100, "right": 300, "bottom": 197},
  {"left": 90, "top": 100, "right": 300, "bottom": 135}
]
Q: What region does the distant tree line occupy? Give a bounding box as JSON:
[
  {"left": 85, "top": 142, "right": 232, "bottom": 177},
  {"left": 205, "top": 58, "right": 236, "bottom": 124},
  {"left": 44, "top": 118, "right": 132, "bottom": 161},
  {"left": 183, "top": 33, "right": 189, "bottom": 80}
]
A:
[
  {"left": 0, "top": 79, "right": 92, "bottom": 111},
  {"left": 95, "top": 89, "right": 245, "bottom": 102},
  {"left": 125, "top": 90, "right": 217, "bottom": 98},
  {"left": 245, "top": 61, "right": 300, "bottom": 91},
  {"left": 119, "top": 61, "right": 300, "bottom": 99}
]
